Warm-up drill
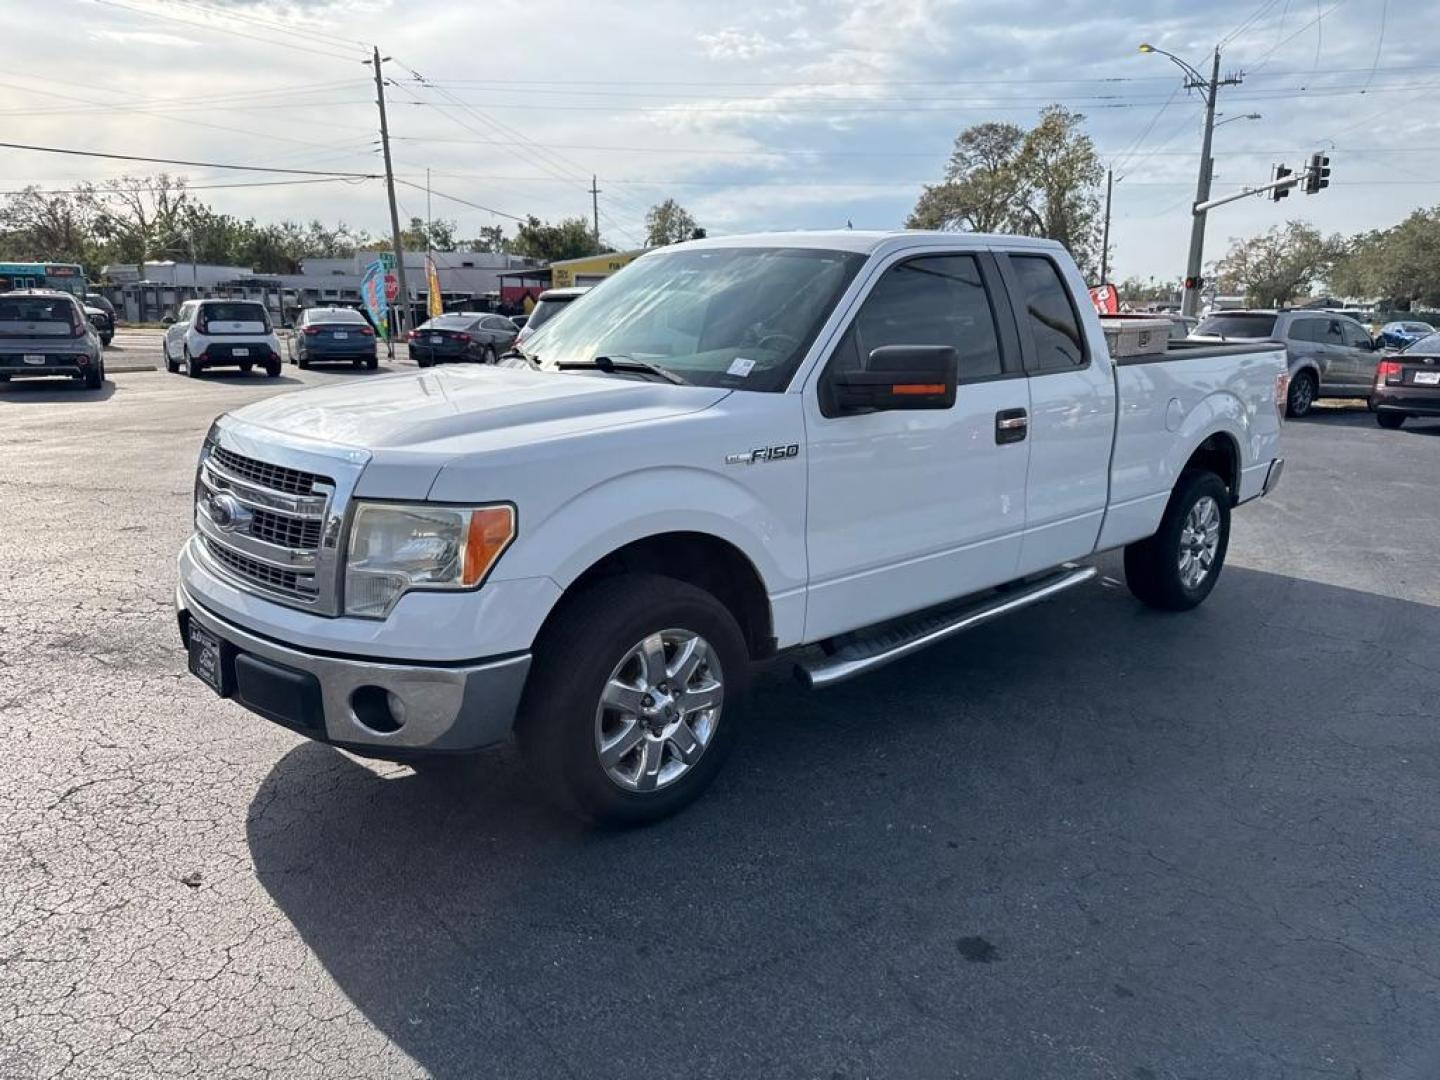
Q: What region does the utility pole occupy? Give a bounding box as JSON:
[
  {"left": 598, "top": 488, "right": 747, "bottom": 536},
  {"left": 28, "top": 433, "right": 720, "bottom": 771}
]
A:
[
  {"left": 1099, "top": 168, "right": 1113, "bottom": 284},
  {"left": 371, "top": 47, "right": 411, "bottom": 338},
  {"left": 589, "top": 175, "right": 601, "bottom": 247},
  {"left": 1181, "top": 48, "right": 1243, "bottom": 317}
]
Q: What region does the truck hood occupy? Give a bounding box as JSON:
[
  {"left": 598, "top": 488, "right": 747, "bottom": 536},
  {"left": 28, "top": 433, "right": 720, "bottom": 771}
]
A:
[{"left": 227, "top": 364, "right": 730, "bottom": 452}]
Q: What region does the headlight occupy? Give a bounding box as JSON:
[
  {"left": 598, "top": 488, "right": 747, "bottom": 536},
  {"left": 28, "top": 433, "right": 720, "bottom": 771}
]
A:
[{"left": 344, "top": 503, "right": 515, "bottom": 618}]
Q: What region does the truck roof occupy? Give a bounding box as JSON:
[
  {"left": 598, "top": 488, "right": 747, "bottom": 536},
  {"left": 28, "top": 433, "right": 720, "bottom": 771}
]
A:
[{"left": 673, "top": 229, "right": 1067, "bottom": 257}]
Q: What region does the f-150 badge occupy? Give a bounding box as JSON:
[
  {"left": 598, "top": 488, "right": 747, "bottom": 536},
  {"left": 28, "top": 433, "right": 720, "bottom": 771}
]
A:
[{"left": 726, "top": 444, "right": 800, "bottom": 465}]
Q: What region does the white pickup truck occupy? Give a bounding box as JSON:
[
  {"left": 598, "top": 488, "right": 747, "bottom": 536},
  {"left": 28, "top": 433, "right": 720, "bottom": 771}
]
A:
[{"left": 176, "top": 231, "right": 1287, "bottom": 823}]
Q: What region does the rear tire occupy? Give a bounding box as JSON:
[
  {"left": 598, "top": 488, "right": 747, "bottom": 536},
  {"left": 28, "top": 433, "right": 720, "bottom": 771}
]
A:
[
  {"left": 1124, "top": 470, "right": 1231, "bottom": 612},
  {"left": 1286, "top": 369, "right": 1317, "bottom": 418},
  {"left": 265, "top": 361, "right": 281, "bottom": 378},
  {"left": 483, "top": 345, "right": 496, "bottom": 365},
  {"left": 416, "top": 357, "right": 432, "bottom": 368},
  {"left": 82, "top": 363, "right": 103, "bottom": 390},
  {"left": 366, "top": 357, "right": 378, "bottom": 370},
  {"left": 517, "top": 573, "right": 749, "bottom": 826},
  {"left": 1377, "top": 411, "right": 1405, "bottom": 430},
  {"left": 184, "top": 349, "right": 202, "bottom": 378},
  {"left": 297, "top": 355, "right": 310, "bottom": 370},
  {"left": 239, "top": 362, "right": 253, "bottom": 374},
  {"left": 163, "top": 340, "right": 178, "bottom": 374}
]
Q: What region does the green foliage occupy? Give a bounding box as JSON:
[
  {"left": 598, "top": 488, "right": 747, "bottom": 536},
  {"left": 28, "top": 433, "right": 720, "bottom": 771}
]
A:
[
  {"left": 400, "top": 216, "right": 457, "bottom": 252},
  {"left": 1327, "top": 207, "right": 1440, "bottom": 307},
  {"left": 644, "top": 199, "right": 700, "bottom": 247},
  {"left": 1211, "top": 221, "right": 1343, "bottom": 307},
  {"left": 1116, "top": 276, "right": 1182, "bottom": 304},
  {"left": 510, "top": 215, "right": 604, "bottom": 262},
  {"left": 907, "top": 106, "right": 1105, "bottom": 278}
]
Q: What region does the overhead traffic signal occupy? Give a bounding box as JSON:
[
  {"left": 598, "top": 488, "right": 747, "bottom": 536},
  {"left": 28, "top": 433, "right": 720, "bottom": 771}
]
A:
[
  {"left": 1304, "top": 152, "right": 1331, "bottom": 194},
  {"left": 1270, "top": 163, "right": 1292, "bottom": 201}
]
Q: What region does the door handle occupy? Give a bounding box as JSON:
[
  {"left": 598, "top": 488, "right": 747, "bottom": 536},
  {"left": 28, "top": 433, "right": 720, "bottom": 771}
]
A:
[{"left": 995, "top": 408, "right": 1028, "bottom": 444}]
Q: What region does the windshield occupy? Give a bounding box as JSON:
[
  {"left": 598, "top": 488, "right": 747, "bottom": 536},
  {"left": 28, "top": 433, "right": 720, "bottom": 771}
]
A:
[
  {"left": 1402, "top": 332, "right": 1440, "bottom": 354},
  {"left": 1195, "top": 313, "right": 1277, "bottom": 338},
  {"left": 523, "top": 246, "right": 867, "bottom": 391}
]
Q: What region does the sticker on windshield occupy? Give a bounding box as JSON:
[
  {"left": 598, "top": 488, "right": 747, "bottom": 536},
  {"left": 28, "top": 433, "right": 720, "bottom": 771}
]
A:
[{"left": 727, "top": 357, "right": 755, "bottom": 378}]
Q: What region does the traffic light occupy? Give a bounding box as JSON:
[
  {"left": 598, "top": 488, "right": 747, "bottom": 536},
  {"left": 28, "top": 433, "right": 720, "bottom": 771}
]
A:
[
  {"left": 1270, "top": 163, "right": 1292, "bottom": 201},
  {"left": 1304, "top": 152, "right": 1331, "bottom": 194}
]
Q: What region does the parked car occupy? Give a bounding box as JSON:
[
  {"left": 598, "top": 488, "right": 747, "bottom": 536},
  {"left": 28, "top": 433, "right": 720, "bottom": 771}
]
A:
[
  {"left": 513, "top": 286, "right": 590, "bottom": 349},
  {"left": 0, "top": 289, "right": 105, "bottom": 389},
  {"left": 407, "top": 312, "right": 517, "bottom": 367},
  {"left": 83, "top": 302, "right": 114, "bottom": 346},
  {"left": 1372, "top": 330, "right": 1440, "bottom": 429},
  {"left": 175, "top": 230, "right": 1287, "bottom": 824},
  {"left": 1376, "top": 320, "right": 1435, "bottom": 350},
  {"left": 287, "top": 306, "right": 378, "bottom": 370},
  {"left": 84, "top": 292, "right": 116, "bottom": 319},
  {"left": 162, "top": 299, "right": 283, "bottom": 378},
  {"left": 1192, "top": 308, "right": 1381, "bottom": 417}
]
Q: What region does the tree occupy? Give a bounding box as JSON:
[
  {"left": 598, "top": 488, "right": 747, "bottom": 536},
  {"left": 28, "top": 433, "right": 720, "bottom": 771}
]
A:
[
  {"left": 645, "top": 199, "right": 699, "bottom": 246},
  {"left": 1116, "top": 276, "right": 1182, "bottom": 305},
  {"left": 1212, "top": 221, "right": 1343, "bottom": 307},
  {"left": 906, "top": 106, "right": 1105, "bottom": 278},
  {"left": 400, "top": 216, "right": 457, "bottom": 252},
  {"left": 0, "top": 184, "right": 105, "bottom": 267},
  {"left": 90, "top": 174, "right": 194, "bottom": 267},
  {"left": 1328, "top": 206, "right": 1440, "bottom": 307},
  {"left": 510, "top": 215, "right": 603, "bottom": 262},
  {"left": 468, "top": 225, "right": 510, "bottom": 254}
]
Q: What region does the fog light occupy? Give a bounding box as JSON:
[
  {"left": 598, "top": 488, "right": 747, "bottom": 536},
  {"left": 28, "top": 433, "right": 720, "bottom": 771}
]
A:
[{"left": 350, "top": 685, "right": 404, "bottom": 733}]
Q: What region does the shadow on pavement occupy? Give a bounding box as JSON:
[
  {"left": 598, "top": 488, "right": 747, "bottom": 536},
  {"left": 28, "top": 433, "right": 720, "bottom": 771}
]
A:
[
  {"left": 246, "top": 563, "right": 1440, "bottom": 1079},
  {"left": 0, "top": 378, "right": 117, "bottom": 402}
]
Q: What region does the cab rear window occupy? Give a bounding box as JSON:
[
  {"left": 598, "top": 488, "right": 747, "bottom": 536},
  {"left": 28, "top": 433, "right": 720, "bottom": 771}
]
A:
[{"left": 1195, "top": 314, "right": 1277, "bottom": 338}]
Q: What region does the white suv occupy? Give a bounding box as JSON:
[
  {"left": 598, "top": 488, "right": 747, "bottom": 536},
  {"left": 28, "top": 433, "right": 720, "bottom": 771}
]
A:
[{"left": 163, "top": 299, "right": 283, "bottom": 378}]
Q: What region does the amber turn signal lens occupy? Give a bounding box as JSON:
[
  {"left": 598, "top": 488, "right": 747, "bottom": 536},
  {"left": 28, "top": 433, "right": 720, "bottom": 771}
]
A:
[
  {"left": 462, "top": 506, "right": 516, "bottom": 586},
  {"left": 891, "top": 383, "right": 946, "bottom": 395}
]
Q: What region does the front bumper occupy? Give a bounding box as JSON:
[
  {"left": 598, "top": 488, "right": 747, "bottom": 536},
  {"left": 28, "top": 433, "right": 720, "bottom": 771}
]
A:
[{"left": 176, "top": 582, "right": 531, "bottom": 756}]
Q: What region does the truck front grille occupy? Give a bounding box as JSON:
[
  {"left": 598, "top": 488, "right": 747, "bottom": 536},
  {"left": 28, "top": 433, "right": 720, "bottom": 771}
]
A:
[
  {"left": 203, "top": 538, "right": 315, "bottom": 599},
  {"left": 249, "top": 508, "right": 324, "bottom": 550},
  {"left": 210, "top": 444, "right": 325, "bottom": 496}
]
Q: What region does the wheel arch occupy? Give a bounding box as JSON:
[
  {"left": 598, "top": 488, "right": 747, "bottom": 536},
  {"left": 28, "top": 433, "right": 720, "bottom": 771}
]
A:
[
  {"left": 538, "top": 531, "right": 776, "bottom": 660},
  {"left": 1182, "top": 429, "right": 1241, "bottom": 503}
]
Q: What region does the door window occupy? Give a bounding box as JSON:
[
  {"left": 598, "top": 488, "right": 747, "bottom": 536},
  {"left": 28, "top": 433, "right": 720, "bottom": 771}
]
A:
[
  {"left": 823, "top": 254, "right": 1003, "bottom": 406},
  {"left": 1287, "top": 319, "right": 1322, "bottom": 342},
  {"left": 1341, "top": 321, "right": 1373, "bottom": 350},
  {"left": 1322, "top": 320, "right": 1346, "bottom": 346},
  {"left": 1010, "top": 255, "right": 1087, "bottom": 372}
]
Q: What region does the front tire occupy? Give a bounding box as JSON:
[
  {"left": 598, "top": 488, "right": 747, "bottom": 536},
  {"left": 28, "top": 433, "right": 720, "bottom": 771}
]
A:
[
  {"left": 1377, "top": 411, "right": 1405, "bottom": 429},
  {"left": 1286, "top": 369, "right": 1317, "bottom": 418},
  {"left": 517, "top": 573, "right": 749, "bottom": 826},
  {"left": 1124, "top": 470, "right": 1231, "bottom": 612}
]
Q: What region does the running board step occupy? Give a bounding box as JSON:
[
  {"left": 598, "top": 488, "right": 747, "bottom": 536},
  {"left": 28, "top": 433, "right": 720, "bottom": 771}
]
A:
[{"left": 795, "top": 565, "right": 1097, "bottom": 689}]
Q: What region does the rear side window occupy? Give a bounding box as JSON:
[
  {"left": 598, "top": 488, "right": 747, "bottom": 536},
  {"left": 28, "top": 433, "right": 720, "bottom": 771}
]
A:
[
  {"left": 1341, "top": 321, "right": 1372, "bottom": 348},
  {"left": 1287, "top": 319, "right": 1321, "bottom": 342},
  {"left": 1009, "top": 255, "right": 1086, "bottom": 371}
]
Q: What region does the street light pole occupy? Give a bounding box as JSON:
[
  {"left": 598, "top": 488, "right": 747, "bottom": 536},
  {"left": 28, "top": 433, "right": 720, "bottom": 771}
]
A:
[{"left": 1140, "top": 43, "right": 1243, "bottom": 317}]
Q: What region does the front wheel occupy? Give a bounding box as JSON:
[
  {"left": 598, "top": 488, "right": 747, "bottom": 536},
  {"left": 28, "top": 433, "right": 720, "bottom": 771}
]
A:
[
  {"left": 1377, "top": 411, "right": 1405, "bottom": 430},
  {"left": 1124, "top": 470, "right": 1231, "bottom": 612},
  {"left": 518, "top": 573, "right": 749, "bottom": 825}
]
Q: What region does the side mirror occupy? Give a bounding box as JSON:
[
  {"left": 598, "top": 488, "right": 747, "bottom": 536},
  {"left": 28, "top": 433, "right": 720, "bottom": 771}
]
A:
[
  {"left": 161, "top": 314, "right": 176, "bottom": 327},
  {"left": 829, "top": 345, "right": 958, "bottom": 414}
]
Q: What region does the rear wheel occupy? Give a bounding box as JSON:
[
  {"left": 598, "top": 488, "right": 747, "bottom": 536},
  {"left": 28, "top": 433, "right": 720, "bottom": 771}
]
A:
[
  {"left": 82, "top": 362, "right": 103, "bottom": 390},
  {"left": 239, "top": 362, "right": 253, "bottom": 374},
  {"left": 1124, "top": 470, "right": 1231, "bottom": 612},
  {"left": 265, "top": 360, "right": 281, "bottom": 378},
  {"left": 297, "top": 354, "right": 310, "bottom": 370},
  {"left": 483, "top": 345, "right": 496, "bottom": 364},
  {"left": 163, "top": 339, "right": 178, "bottom": 374},
  {"left": 518, "top": 573, "right": 749, "bottom": 825},
  {"left": 184, "top": 348, "right": 202, "bottom": 378},
  {"left": 1377, "top": 411, "right": 1405, "bottom": 430},
  {"left": 365, "top": 357, "right": 378, "bottom": 370},
  {"left": 1286, "top": 369, "right": 1317, "bottom": 418},
  {"left": 416, "top": 357, "right": 432, "bottom": 368}
]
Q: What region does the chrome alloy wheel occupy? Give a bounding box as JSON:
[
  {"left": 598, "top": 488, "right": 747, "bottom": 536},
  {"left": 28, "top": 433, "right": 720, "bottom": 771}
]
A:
[
  {"left": 1178, "top": 495, "right": 1222, "bottom": 590},
  {"left": 594, "top": 629, "right": 724, "bottom": 792}
]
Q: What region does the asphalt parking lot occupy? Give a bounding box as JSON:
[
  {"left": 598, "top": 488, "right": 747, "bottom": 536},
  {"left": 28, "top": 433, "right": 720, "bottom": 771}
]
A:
[{"left": 2, "top": 353, "right": 1438, "bottom": 1079}]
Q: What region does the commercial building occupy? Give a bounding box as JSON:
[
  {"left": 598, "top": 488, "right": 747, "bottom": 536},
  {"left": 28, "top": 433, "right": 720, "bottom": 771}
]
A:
[
  {"left": 497, "top": 249, "right": 645, "bottom": 311},
  {"left": 100, "top": 251, "right": 541, "bottom": 324}
]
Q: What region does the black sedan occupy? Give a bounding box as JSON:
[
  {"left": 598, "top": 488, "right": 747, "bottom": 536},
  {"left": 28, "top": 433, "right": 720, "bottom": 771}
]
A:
[
  {"left": 1373, "top": 331, "right": 1440, "bottom": 429},
  {"left": 407, "top": 313, "right": 517, "bottom": 367},
  {"left": 288, "top": 307, "right": 378, "bottom": 369}
]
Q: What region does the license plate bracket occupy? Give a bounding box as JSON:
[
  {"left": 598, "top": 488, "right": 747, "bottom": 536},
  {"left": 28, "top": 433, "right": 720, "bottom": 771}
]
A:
[
  {"left": 1414, "top": 370, "right": 1440, "bottom": 386},
  {"left": 187, "top": 621, "right": 232, "bottom": 696},
  {"left": 232, "top": 347, "right": 249, "bottom": 357},
  {"left": 22, "top": 354, "right": 45, "bottom": 365}
]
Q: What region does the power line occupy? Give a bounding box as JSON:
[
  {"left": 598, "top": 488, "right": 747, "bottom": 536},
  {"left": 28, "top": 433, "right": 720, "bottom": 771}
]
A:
[
  {"left": 394, "top": 179, "right": 527, "bottom": 223},
  {"left": 92, "top": 0, "right": 366, "bottom": 63},
  {"left": 0, "top": 177, "right": 366, "bottom": 196},
  {"left": 0, "top": 141, "right": 381, "bottom": 177}
]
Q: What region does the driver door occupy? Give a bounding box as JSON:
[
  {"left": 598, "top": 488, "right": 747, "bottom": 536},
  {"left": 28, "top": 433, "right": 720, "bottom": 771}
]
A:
[{"left": 802, "top": 251, "right": 1031, "bottom": 641}]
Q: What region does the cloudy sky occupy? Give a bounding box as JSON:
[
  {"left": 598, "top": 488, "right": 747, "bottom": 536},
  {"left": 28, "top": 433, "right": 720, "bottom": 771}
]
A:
[{"left": 1, "top": 0, "right": 1432, "bottom": 280}]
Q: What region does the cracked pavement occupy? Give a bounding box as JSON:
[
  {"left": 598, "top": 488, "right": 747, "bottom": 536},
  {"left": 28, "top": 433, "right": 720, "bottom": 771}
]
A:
[{"left": 2, "top": 356, "right": 1439, "bottom": 1079}]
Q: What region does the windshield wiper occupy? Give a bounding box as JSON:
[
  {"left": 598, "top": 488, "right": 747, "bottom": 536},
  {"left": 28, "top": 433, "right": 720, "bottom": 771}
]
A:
[{"left": 556, "top": 354, "right": 688, "bottom": 385}]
